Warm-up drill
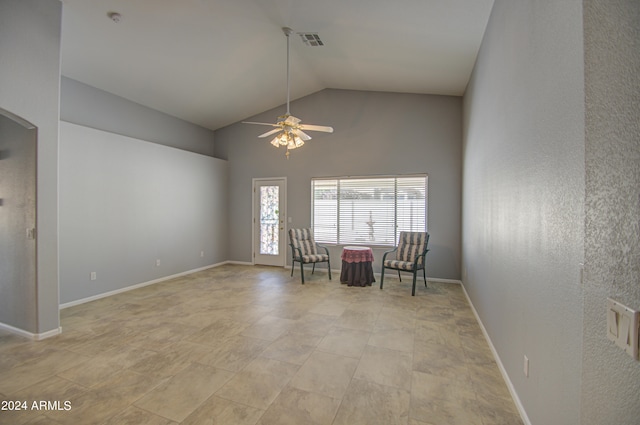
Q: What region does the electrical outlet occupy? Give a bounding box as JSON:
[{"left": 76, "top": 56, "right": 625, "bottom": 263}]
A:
[
  {"left": 156, "top": 259, "right": 161, "bottom": 266},
  {"left": 200, "top": 251, "right": 204, "bottom": 257},
  {"left": 90, "top": 272, "right": 97, "bottom": 281},
  {"left": 523, "top": 355, "right": 529, "bottom": 377}
]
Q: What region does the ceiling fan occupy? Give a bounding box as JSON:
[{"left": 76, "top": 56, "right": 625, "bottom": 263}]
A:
[{"left": 243, "top": 27, "right": 333, "bottom": 159}]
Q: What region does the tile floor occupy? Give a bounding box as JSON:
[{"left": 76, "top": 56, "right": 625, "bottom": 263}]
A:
[{"left": 0, "top": 264, "right": 523, "bottom": 425}]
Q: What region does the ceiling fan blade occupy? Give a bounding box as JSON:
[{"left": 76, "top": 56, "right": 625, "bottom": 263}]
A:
[
  {"left": 299, "top": 124, "right": 334, "bottom": 133},
  {"left": 242, "top": 121, "right": 279, "bottom": 127},
  {"left": 258, "top": 128, "right": 283, "bottom": 138},
  {"left": 295, "top": 130, "right": 312, "bottom": 141}
]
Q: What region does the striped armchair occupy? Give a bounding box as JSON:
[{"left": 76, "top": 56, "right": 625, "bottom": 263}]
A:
[
  {"left": 380, "top": 231, "right": 430, "bottom": 296},
  {"left": 288, "top": 228, "right": 332, "bottom": 284}
]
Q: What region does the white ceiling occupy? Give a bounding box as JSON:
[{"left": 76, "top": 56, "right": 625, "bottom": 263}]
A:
[{"left": 60, "top": 0, "right": 494, "bottom": 131}]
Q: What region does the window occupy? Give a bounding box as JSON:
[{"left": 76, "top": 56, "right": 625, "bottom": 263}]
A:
[{"left": 312, "top": 175, "right": 427, "bottom": 246}]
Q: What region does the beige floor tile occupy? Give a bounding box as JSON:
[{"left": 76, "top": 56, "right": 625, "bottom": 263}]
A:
[
  {"left": 104, "top": 405, "right": 177, "bottom": 424},
  {"left": 1, "top": 376, "right": 87, "bottom": 425},
  {"left": 64, "top": 327, "right": 138, "bottom": 357},
  {"left": 135, "top": 363, "right": 234, "bottom": 422},
  {"left": 58, "top": 345, "right": 157, "bottom": 387},
  {"left": 215, "top": 357, "right": 299, "bottom": 410},
  {"left": 288, "top": 313, "right": 337, "bottom": 337},
  {"left": 260, "top": 331, "right": 322, "bottom": 365},
  {"left": 308, "top": 300, "right": 350, "bottom": 316},
  {"left": 415, "top": 304, "right": 456, "bottom": 322},
  {"left": 240, "top": 315, "right": 297, "bottom": 341},
  {"left": 195, "top": 335, "right": 271, "bottom": 372},
  {"left": 317, "top": 327, "right": 370, "bottom": 358},
  {"left": 474, "top": 395, "right": 524, "bottom": 425},
  {"left": 288, "top": 350, "right": 358, "bottom": 399},
  {"left": 186, "top": 318, "right": 251, "bottom": 345},
  {"left": 125, "top": 321, "right": 201, "bottom": 351},
  {"left": 44, "top": 370, "right": 163, "bottom": 425},
  {"left": 0, "top": 349, "right": 90, "bottom": 394},
  {"left": 269, "top": 302, "right": 314, "bottom": 320},
  {"left": 332, "top": 378, "right": 410, "bottom": 425},
  {"left": 181, "top": 395, "right": 263, "bottom": 425},
  {"left": 410, "top": 370, "right": 476, "bottom": 405},
  {"left": 414, "top": 319, "right": 448, "bottom": 345},
  {"left": 353, "top": 345, "right": 413, "bottom": 390},
  {"left": 368, "top": 328, "right": 415, "bottom": 353},
  {"left": 410, "top": 398, "right": 484, "bottom": 425},
  {"left": 129, "top": 340, "right": 210, "bottom": 378},
  {"left": 333, "top": 309, "right": 379, "bottom": 332},
  {"left": 256, "top": 386, "right": 340, "bottom": 425},
  {"left": 413, "top": 339, "right": 470, "bottom": 381},
  {"left": 217, "top": 304, "right": 274, "bottom": 324},
  {"left": 459, "top": 334, "right": 495, "bottom": 364},
  {"left": 375, "top": 307, "right": 417, "bottom": 331}
]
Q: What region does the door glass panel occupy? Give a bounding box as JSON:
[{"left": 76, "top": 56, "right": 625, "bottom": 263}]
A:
[{"left": 259, "top": 185, "right": 279, "bottom": 255}]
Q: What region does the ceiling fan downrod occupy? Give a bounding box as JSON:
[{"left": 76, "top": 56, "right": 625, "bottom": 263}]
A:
[{"left": 283, "top": 27, "right": 293, "bottom": 116}]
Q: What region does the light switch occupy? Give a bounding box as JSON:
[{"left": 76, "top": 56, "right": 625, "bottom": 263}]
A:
[
  {"left": 608, "top": 308, "right": 618, "bottom": 338},
  {"left": 607, "top": 298, "right": 639, "bottom": 360}
]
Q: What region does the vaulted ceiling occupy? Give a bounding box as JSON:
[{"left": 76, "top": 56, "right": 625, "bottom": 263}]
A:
[{"left": 61, "top": 0, "right": 494, "bottom": 130}]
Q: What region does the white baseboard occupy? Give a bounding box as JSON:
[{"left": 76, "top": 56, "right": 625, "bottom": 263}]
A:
[
  {"left": 227, "top": 260, "right": 254, "bottom": 266},
  {"left": 60, "top": 263, "right": 226, "bottom": 309},
  {"left": 460, "top": 282, "right": 532, "bottom": 425},
  {"left": 0, "top": 322, "right": 62, "bottom": 340},
  {"left": 425, "top": 276, "right": 462, "bottom": 285}
]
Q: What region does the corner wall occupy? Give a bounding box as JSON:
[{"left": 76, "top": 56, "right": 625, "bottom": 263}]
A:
[
  {"left": 0, "top": 0, "right": 62, "bottom": 335},
  {"left": 58, "top": 122, "right": 228, "bottom": 305},
  {"left": 581, "top": 1, "right": 640, "bottom": 423},
  {"left": 462, "top": 1, "right": 585, "bottom": 424},
  {"left": 58, "top": 78, "right": 226, "bottom": 306}
]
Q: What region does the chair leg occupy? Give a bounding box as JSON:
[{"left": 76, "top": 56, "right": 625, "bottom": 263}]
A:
[
  {"left": 327, "top": 260, "right": 332, "bottom": 280},
  {"left": 423, "top": 267, "right": 427, "bottom": 287},
  {"left": 291, "top": 261, "right": 295, "bottom": 277},
  {"left": 312, "top": 263, "right": 316, "bottom": 274},
  {"left": 397, "top": 270, "right": 402, "bottom": 282},
  {"left": 412, "top": 271, "right": 417, "bottom": 296},
  {"left": 300, "top": 262, "right": 305, "bottom": 284},
  {"left": 380, "top": 267, "right": 385, "bottom": 289}
]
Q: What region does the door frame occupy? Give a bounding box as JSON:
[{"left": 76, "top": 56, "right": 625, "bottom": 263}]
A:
[{"left": 252, "top": 177, "right": 287, "bottom": 267}]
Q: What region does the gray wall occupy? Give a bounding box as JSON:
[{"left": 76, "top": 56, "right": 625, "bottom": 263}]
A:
[
  {"left": 59, "top": 122, "right": 228, "bottom": 305},
  {"left": 0, "top": 0, "right": 62, "bottom": 334},
  {"left": 215, "top": 89, "right": 462, "bottom": 280},
  {"left": 581, "top": 0, "right": 640, "bottom": 423},
  {"left": 61, "top": 77, "right": 216, "bottom": 157},
  {"left": 462, "top": 1, "right": 585, "bottom": 424},
  {"left": 59, "top": 77, "right": 227, "bottom": 305}
]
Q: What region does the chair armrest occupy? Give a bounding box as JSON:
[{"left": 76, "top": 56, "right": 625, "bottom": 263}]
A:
[
  {"left": 290, "top": 243, "right": 303, "bottom": 259},
  {"left": 315, "top": 243, "right": 330, "bottom": 256},
  {"left": 382, "top": 247, "right": 398, "bottom": 262},
  {"left": 413, "top": 248, "right": 430, "bottom": 268}
]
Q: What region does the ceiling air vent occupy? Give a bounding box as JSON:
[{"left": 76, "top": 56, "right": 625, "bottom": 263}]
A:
[{"left": 298, "top": 33, "right": 324, "bottom": 47}]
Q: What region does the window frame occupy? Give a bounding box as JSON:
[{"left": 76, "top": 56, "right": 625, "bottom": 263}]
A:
[{"left": 311, "top": 174, "right": 428, "bottom": 247}]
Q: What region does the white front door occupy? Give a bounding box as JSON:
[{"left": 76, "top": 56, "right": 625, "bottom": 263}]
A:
[{"left": 253, "top": 178, "right": 286, "bottom": 266}]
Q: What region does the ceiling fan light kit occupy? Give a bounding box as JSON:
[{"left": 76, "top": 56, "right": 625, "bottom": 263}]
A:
[{"left": 243, "top": 27, "right": 333, "bottom": 159}]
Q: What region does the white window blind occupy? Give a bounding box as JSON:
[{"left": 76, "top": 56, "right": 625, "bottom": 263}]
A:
[{"left": 311, "top": 175, "right": 427, "bottom": 246}]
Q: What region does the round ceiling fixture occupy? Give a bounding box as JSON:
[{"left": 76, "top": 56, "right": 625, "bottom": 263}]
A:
[{"left": 107, "top": 12, "right": 122, "bottom": 23}]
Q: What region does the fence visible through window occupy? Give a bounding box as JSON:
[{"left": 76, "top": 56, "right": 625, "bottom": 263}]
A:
[{"left": 311, "top": 175, "right": 427, "bottom": 246}]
